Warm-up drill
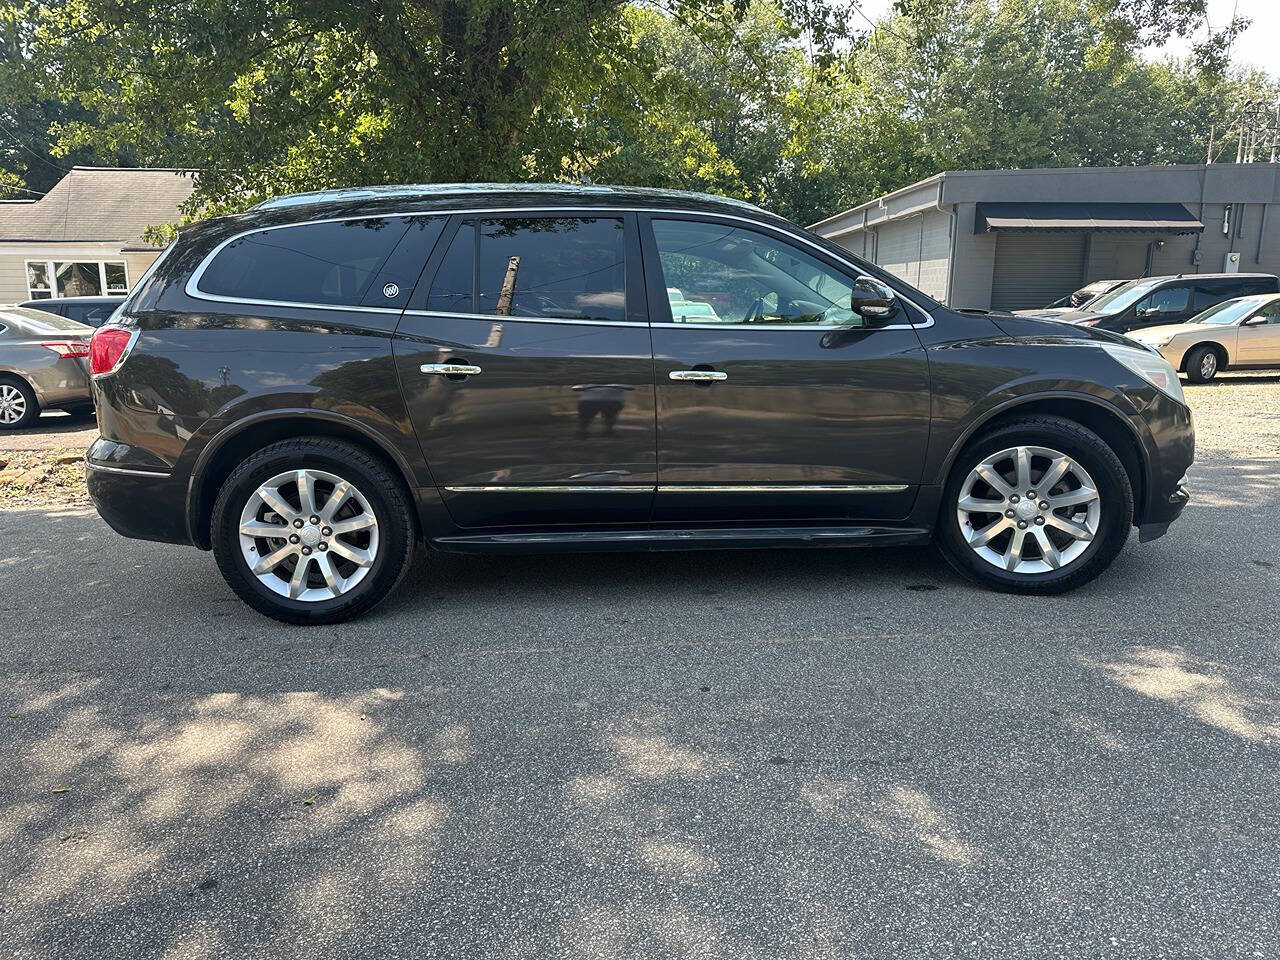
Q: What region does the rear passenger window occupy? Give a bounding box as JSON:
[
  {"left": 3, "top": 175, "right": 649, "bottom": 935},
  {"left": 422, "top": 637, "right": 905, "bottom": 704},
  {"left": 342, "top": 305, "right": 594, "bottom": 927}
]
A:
[
  {"left": 197, "top": 217, "right": 411, "bottom": 306},
  {"left": 426, "top": 216, "right": 626, "bottom": 322}
]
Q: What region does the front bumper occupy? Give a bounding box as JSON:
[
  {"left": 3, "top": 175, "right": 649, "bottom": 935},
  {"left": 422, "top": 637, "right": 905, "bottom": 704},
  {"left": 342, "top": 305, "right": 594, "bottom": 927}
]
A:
[{"left": 1138, "top": 475, "right": 1190, "bottom": 542}]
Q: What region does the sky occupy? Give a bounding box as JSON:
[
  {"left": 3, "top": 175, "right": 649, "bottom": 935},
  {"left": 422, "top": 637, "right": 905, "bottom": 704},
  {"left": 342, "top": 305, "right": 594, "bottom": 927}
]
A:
[{"left": 850, "top": 0, "right": 1280, "bottom": 79}]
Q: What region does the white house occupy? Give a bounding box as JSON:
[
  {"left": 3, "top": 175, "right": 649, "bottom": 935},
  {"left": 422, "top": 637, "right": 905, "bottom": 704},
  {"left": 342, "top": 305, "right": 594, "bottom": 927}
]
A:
[{"left": 0, "top": 166, "right": 194, "bottom": 304}]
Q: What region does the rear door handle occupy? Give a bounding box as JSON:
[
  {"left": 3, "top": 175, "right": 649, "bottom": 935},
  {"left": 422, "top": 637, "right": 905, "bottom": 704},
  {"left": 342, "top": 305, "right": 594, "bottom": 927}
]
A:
[
  {"left": 669, "top": 369, "right": 727, "bottom": 382},
  {"left": 421, "top": 363, "right": 482, "bottom": 377}
]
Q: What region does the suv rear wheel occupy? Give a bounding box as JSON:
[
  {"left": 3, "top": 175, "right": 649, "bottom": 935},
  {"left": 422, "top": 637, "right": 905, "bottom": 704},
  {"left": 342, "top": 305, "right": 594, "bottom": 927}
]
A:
[
  {"left": 937, "top": 416, "right": 1133, "bottom": 594},
  {"left": 211, "top": 438, "right": 414, "bottom": 624}
]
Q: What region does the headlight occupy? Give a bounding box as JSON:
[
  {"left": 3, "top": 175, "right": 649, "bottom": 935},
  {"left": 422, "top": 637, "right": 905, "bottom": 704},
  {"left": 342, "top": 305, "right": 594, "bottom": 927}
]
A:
[
  {"left": 1101, "top": 344, "right": 1186, "bottom": 406},
  {"left": 1152, "top": 336, "right": 1176, "bottom": 348}
]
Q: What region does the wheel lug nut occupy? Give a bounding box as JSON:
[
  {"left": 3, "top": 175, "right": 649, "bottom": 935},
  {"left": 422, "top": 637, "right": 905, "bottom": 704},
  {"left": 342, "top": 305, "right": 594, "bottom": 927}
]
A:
[
  {"left": 1035, "top": 516, "right": 1045, "bottom": 525},
  {"left": 1026, "top": 491, "right": 1036, "bottom": 499},
  {"left": 1004, "top": 509, "right": 1015, "bottom": 518},
  {"left": 309, "top": 515, "right": 320, "bottom": 524},
  {"left": 289, "top": 534, "right": 300, "bottom": 544},
  {"left": 318, "top": 542, "right": 328, "bottom": 551},
  {"left": 1039, "top": 501, "right": 1049, "bottom": 510},
  {"left": 1017, "top": 521, "right": 1028, "bottom": 529},
  {"left": 301, "top": 546, "right": 312, "bottom": 556},
  {"left": 293, "top": 518, "right": 303, "bottom": 528},
  {"left": 1010, "top": 495, "right": 1020, "bottom": 503},
  {"left": 321, "top": 527, "right": 332, "bottom": 536}
]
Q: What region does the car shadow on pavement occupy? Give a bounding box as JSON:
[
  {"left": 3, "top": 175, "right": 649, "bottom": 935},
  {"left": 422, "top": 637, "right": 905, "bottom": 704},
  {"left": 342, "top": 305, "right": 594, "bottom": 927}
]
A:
[{"left": 2, "top": 457, "right": 1279, "bottom": 955}]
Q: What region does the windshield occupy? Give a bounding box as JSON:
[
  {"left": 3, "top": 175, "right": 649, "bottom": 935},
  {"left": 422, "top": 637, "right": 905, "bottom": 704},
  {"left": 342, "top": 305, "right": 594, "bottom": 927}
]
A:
[
  {"left": 1084, "top": 279, "right": 1160, "bottom": 316},
  {"left": 1190, "top": 296, "right": 1269, "bottom": 325}
]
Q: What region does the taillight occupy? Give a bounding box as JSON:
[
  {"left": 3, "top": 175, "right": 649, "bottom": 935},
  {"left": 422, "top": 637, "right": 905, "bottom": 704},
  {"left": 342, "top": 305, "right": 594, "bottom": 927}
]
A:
[
  {"left": 1082, "top": 319, "right": 1100, "bottom": 327},
  {"left": 41, "top": 340, "right": 91, "bottom": 359},
  {"left": 89, "top": 327, "right": 136, "bottom": 376}
]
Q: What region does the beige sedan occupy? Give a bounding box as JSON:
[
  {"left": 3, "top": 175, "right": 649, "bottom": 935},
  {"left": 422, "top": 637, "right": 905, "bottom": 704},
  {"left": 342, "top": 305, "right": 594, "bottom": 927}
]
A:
[{"left": 1129, "top": 293, "right": 1280, "bottom": 382}]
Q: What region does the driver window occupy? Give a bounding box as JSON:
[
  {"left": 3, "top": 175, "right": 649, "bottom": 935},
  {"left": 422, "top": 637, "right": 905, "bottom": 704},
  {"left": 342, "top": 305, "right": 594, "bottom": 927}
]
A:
[
  {"left": 652, "top": 218, "right": 860, "bottom": 326},
  {"left": 428, "top": 216, "right": 626, "bottom": 322},
  {"left": 1257, "top": 301, "right": 1280, "bottom": 324},
  {"left": 1137, "top": 285, "right": 1190, "bottom": 315}
]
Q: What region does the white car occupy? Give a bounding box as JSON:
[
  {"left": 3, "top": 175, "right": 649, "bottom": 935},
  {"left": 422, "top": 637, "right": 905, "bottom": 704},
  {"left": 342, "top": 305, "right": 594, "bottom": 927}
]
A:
[{"left": 1128, "top": 294, "right": 1280, "bottom": 382}]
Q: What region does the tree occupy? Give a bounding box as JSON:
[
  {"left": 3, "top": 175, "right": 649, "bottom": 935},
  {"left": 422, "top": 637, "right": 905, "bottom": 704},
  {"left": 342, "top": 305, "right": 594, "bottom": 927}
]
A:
[{"left": 10, "top": 0, "right": 856, "bottom": 215}]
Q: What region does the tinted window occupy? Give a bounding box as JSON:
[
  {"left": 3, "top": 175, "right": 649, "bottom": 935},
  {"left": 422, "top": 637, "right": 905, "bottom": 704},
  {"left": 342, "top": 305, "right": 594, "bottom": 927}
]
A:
[
  {"left": 61, "top": 303, "right": 117, "bottom": 326},
  {"left": 1235, "top": 278, "right": 1277, "bottom": 297},
  {"left": 1136, "top": 285, "right": 1190, "bottom": 315},
  {"left": 1192, "top": 283, "right": 1226, "bottom": 311},
  {"left": 198, "top": 217, "right": 410, "bottom": 305},
  {"left": 426, "top": 221, "right": 475, "bottom": 313},
  {"left": 479, "top": 218, "right": 624, "bottom": 322},
  {"left": 652, "top": 218, "right": 860, "bottom": 326}
]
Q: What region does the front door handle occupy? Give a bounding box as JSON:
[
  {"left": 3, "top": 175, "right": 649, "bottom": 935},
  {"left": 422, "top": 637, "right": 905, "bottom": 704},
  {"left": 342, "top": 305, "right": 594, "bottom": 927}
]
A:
[
  {"left": 421, "top": 363, "right": 482, "bottom": 377},
  {"left": 669, "top": 369, "right": 728, "bottom": 382}
]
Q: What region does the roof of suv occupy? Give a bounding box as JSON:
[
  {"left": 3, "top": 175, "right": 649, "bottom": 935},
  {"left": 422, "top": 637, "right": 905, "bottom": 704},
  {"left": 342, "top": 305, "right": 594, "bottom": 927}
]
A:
[
  {"left": 251, "top": 182, "right": 772, "bottom": 218},
  {"left": 1136, "top": 272, "right": 1277, "bottom": 283}
]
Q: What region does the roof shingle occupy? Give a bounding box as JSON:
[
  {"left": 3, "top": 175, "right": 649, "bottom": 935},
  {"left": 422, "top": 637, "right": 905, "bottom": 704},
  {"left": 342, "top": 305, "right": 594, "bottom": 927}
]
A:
[{"left": 0, "top": 167, "right": 194, "bottom": 248}]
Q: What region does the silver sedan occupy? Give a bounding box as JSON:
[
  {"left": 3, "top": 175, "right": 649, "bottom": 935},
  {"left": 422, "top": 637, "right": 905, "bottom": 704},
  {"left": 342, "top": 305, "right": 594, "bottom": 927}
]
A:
[{"left": 0, "top": 306, "right": 95, "bottom": 430}]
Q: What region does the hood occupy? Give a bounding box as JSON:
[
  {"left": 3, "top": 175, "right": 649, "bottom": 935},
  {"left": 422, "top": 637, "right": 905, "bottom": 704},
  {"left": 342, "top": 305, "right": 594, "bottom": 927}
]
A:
[
  {"left": 984, "top": 312, "right": 1140, "bottom": 350},
  {"left": 1039, "top": 308, "right": 1105, "bottom": 325},
  {"left": 1011, "top": 307, "right": 1074, "bottom": 319},
  {"left": 1128, "top": 322, "right": 1210, "bottom": 343}
]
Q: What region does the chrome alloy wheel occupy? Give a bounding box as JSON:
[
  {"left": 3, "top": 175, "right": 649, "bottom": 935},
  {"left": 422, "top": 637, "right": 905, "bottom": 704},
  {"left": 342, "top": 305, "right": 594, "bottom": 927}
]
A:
[
  {"left": 956, "top": 445, "right": 1101, "bottom": 575},
  {"left": 0, "top": 384, "right": 27, "bottom": 425},
  {"left": 238, "top": 469, "right": 380, "bottom": 602},
  {"left": 1200, "top": 351, "right": 1217, "bottom": 379}
]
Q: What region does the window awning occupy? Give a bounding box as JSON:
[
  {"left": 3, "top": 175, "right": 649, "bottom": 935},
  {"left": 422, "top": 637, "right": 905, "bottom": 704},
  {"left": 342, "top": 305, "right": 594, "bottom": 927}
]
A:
[{"left": 975, "top": 202, "right": 1204, "bottom": 234}]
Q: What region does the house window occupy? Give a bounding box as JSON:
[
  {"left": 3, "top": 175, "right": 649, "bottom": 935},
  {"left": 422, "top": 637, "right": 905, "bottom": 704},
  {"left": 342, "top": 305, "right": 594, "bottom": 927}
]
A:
[{"left": 25, "top": 260, "right": 130, "bottom": 299}]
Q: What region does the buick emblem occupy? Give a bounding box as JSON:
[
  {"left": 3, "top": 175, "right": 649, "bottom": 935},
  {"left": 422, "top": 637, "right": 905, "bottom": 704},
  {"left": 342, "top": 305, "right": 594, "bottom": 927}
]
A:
[{"left": 382, "top": 282, "right": 400, "bottom": 298}]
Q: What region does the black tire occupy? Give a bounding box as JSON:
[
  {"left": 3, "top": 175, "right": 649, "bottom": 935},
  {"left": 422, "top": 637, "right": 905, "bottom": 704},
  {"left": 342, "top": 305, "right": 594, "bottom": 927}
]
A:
[
  {"left": 211, "top": 438, "right": 415, "bottom": 625},
  {"left": 936, "top": 415, "right": 1134, "bottom": 594},
  {"left": 1184, "top": 344, "right": 1220, "bottom": 384},
  {"left": 0, "top": 375, "right": 40, "bottom": 430}
]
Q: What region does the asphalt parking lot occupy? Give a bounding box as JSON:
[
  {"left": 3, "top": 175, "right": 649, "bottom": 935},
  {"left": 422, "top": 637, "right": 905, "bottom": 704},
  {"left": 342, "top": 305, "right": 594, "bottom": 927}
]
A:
[{"left": 2, "top": 375, "right": 1278, "bottom": 959}]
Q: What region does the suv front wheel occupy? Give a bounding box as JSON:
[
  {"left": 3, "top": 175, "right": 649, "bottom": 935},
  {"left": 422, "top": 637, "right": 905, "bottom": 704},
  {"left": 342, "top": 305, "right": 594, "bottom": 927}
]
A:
[
  {"left": 937, "top": 416, "right": 1133, "bottom": 594},
  {"left": 211, "top": 438, "right": 415, "bottom": 624}
]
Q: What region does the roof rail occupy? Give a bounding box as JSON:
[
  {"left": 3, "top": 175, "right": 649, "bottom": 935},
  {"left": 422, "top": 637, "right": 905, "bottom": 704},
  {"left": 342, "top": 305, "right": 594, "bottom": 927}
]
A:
[{"left": 253, "top": 182, "right": 618, "bottom": 211}]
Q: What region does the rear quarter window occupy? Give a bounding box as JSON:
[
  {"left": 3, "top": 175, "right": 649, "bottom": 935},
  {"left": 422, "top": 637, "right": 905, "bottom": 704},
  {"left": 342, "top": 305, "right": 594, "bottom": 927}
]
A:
[{"left": 196, "top": 217, "right": 412, "bottom": 306}]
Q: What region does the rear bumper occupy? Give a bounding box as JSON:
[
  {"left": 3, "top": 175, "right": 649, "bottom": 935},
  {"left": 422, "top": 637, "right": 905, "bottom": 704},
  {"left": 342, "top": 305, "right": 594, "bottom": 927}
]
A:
[{"left": 86, "top": 440, "right": 192, "bottom": 546}]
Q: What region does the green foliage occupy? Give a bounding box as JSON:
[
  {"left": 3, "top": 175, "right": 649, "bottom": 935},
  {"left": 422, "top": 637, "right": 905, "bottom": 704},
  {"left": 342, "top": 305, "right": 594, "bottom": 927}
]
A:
[{"left": 0, "top": 0, "right": 1273, "bottom": 225}]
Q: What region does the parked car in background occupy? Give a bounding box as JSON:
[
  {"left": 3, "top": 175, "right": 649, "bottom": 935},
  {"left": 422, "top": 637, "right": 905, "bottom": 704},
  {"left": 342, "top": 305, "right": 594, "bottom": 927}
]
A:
[
  {"left": 0, "top": 306, "right": 94, "bottom": 429},
  {"left": 1129, "top": 293, "right": 1280, "bottom": 382},
  {"left": 19, "top": 295, "right": 125, "bottom": 327},
  {"left": 1039, "top": 273, "right": 1279, "bottom": 333},
  {"left": 1015, "top": 279, "right": 1127, "bottom": 318},
  {"left": 86, "top": 183, "right": 1193, "bottom": 624}
]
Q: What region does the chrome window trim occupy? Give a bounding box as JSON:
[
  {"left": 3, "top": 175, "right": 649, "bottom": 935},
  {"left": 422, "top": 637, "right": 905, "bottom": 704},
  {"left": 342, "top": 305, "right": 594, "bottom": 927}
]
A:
[
  {"left": 182, "top": 206, "right": 934, "bottom": 330},
  {"left": 443, "top": 483, "right": 909, "bottom": 494}
]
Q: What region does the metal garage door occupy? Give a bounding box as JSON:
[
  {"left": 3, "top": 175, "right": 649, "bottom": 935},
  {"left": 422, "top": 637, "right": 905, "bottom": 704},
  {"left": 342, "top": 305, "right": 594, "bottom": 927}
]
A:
[
  {"left": 991, "top": 233, "right": 1086, "bottom": 311},
  {"left": 876, "top": 217, "right": 923, "bottom": 286}
]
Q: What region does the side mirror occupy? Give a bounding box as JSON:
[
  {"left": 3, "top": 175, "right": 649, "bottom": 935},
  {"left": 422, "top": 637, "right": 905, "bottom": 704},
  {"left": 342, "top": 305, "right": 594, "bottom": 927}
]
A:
[
  {"left": 850, "top": 279, "right": 900, "bottom": 324},
  {"left": 1242, "top": 315, "right": 1267, "bottom": 326}
]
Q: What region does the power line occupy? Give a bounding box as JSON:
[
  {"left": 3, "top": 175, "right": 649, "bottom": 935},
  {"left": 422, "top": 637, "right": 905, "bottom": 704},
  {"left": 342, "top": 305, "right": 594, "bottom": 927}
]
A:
[{"left": 0, "top": 116, "right": 68, "bottom": 174}]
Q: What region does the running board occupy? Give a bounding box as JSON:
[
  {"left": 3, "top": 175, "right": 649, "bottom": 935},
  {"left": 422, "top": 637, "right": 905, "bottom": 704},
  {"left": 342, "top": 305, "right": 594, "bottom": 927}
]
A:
[{"left": 430, "top": 525, "right": 932, "bottom": 554}]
